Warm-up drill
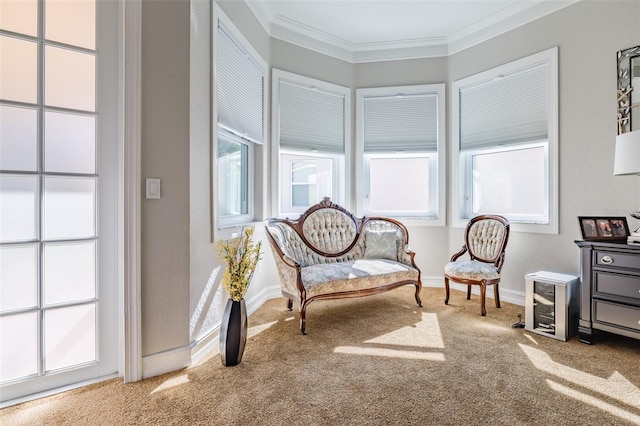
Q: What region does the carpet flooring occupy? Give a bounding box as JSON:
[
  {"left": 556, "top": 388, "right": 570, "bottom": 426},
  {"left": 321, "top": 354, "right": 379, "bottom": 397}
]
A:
[{"left": 2, "top": 287, "right": 639, "bottom": 425}]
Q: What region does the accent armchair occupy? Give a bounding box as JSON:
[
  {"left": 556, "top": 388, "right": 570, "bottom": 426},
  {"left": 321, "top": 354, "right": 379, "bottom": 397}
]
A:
[{"left": 444, "top": 215, "right": 510, "bottom": 316}]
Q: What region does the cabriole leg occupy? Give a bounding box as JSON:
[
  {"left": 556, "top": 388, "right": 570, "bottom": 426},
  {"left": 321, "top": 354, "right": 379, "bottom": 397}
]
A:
[
  {"left": 444, "top": 277, "right": 450, "bottom": 305},
  {"left": 299, "top": 305, "right": 307, "bottom": 335}
]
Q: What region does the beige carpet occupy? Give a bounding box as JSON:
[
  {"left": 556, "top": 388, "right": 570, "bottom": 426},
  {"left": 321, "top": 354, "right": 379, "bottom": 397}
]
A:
[{"left": 2, "top": 287, "right": 640, "bottom": 425}]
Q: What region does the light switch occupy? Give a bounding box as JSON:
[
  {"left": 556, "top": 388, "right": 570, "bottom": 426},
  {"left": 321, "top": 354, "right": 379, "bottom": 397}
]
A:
[{"left": 146, "top": 178, "right": 160, "bottom": 199}]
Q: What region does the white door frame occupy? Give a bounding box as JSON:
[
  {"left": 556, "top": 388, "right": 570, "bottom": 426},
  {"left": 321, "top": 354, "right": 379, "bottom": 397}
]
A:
[{"left": 123, "top": 0, "right": 142, "bottom": 383}]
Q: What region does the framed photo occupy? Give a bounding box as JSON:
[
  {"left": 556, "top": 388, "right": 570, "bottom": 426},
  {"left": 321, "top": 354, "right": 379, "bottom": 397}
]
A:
[{"left": 578, "top": 216, "right": 630, "bottom": 241}]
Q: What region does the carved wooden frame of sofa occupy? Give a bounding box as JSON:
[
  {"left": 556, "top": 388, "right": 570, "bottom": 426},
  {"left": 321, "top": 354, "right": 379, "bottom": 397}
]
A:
[{"left": 265, "top": 197, "right": 422, "bottom": 334}]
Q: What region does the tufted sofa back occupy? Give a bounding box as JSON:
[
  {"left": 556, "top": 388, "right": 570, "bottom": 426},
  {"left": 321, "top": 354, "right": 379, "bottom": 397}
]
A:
[
  {"left": 302, "top": 208, "right": 357, "bottom": 254},
  {"left": 465, "top": 215, "right": 510, "bottom": 264},
  {"left": 265, "top": 198, "right": 412, "bottom": 268}
]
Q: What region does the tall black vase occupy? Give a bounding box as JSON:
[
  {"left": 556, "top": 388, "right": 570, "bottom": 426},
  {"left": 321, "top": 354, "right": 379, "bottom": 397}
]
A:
[{"left": 220, "top": 298, "right": 247, "bottom": 367}]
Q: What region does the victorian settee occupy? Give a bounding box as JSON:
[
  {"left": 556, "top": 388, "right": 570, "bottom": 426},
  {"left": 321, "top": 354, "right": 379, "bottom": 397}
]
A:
[{"left": 265, "top": 197, "right": 422, "bottom": 334}]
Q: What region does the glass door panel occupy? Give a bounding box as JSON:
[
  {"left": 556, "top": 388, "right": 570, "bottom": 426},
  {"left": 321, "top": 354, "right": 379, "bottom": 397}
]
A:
[
  {"left": 42, "top": 177, "right": 96, "bottom": 240},
  {"left": 45, "top": 0, "right": 95, "bottom": 50},
  {"left": 44, "top": 45, "right": 95, "bottom": 111},
  {"left": 44, "top": 304, "right": 96, "bottom": 372},
  {"left": 0, "top": 0, "right": 117, "bottom": 404},
  {"left": 0, "top": 105, "right": 38, "bottom": 172},
  {"left": 0, "top": 175, "right": 39, "bottom": 243},
  {"left": 0, "top": 244, "right": 39, "bottom": 312},
  {"left": 43, "top": 241, "right": 96, "bottom": 305},
  {"left": 0, "top": 0, "right": 38, "bottom": 36},
  {"left": 44, "top": 111, "right": 96, "bottom": 174},
  {"left": 0, "top": 313, "right": 39, "bottom": 381},
  {"left": 0, "top": 35, "right": 38, "bottom": 103}
]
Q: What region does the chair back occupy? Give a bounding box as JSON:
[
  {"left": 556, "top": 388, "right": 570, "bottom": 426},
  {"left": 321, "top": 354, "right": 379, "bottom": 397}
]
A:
[{"left": 465, "top": 215, "right": 510, "bottom": 270}]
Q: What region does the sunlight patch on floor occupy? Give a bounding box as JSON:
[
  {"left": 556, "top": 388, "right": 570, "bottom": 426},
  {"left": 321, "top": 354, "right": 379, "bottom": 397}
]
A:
[
  {"left": 248, "top": 320, "right": 277, "bottom": 338},
  {"left": 150, "top": 374, "right": 190, "bottom": 395},
  {"left": 334, "top": 312, "right": 445, "bottom": 360},
  {"left": 523, "top": 333, "right": 539, "bottom": 345},
  {"left": 334, "top": 346, "right": 445, "bottom": 361},
  {"left": 547, "top": 379, "right": 640, "bottom": 424},
  {"left": 1, "top": 399, "right": 59, "bottom": 423},
  {"left": 364, "top": 312, "right": 444, "bottom": 349},
  {"left": 473, "top": 321, "right": 511, "bottom": 332},
  {"left": 520, "top": 343, "right": 640, "bottom": 409}
]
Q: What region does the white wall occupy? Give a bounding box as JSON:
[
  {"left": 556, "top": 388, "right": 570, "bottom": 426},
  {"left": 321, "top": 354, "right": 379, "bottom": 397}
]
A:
[
  {"left": 141, "top": 0, "right": 640, "bottom": 376},
  {"left": 447, "top": 0, "right": 640, "bottom": 297},
  {"left": 141, "top": 0, "right": 191, "bottom": 358}
]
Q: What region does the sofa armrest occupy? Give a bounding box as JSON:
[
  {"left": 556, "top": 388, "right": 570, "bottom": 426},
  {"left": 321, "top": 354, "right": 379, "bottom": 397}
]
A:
[{"left": 271, "top": 252, "right": 303, "bottom": 296}]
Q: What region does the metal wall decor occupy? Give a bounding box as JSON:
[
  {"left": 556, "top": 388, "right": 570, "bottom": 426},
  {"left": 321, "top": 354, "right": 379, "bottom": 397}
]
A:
[{"left": 617, "top": 45, "right": 640, "bottom": 134}]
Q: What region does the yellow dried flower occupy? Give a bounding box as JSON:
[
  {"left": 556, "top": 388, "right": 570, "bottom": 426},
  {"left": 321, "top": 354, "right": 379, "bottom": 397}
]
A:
[{"left": 215, "top": 226, "right": 262, "bottom": 301}]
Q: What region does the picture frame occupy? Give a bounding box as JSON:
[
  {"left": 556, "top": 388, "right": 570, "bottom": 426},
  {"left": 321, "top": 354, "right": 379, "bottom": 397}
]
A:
[{"left": 578, "top": 216, "right": 630, "bottom": 241}]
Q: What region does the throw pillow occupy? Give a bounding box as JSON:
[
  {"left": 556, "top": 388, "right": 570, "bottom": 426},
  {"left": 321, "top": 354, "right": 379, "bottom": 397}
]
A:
[{"left": 364, "top": 229, "right": 397, "bottom": 260}]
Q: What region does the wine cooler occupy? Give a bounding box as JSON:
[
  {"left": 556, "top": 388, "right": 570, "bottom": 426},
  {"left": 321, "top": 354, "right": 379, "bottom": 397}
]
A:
[{"left": 525, "top": 271, "right": 580, "bottom": 341}]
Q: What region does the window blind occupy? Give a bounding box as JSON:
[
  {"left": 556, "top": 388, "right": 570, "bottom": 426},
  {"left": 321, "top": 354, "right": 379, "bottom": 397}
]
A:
[
  {"left": 363, "top": 94, "right": 438, "bottom": 153},
  {"left": 217, "top": 23, "right": 264, "bottom": 144},
  {"left": 459, "top": 63, "right": 548, "bottom": 151},
  {"left": 278, "top": 81, "right": 345, "bottom": 154}
]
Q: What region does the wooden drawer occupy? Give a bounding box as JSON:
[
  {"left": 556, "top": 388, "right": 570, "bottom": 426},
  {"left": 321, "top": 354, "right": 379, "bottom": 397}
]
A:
[
  {"left": 594, "top": 271, "right": 640, "bottom": 301},
  {"left": 595, "top": 250, "right": 640, "bottom": 269},
  {"left": 594, "top": 300, "right": 640, "bottom": 331}
]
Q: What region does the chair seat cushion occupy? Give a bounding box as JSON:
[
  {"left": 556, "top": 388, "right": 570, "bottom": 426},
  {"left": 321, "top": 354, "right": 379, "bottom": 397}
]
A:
[
  {"left": 301, "top": 260, "right": 418, "bottom": 298},
  {"left": 444, "top": 260, "right": 500, "bottom": 281}
]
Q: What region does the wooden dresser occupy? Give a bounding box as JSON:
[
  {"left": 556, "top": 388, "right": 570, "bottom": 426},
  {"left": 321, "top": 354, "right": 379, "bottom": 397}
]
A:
[{"left": 575, "top": 240, "right": 640, "bottom": 344}]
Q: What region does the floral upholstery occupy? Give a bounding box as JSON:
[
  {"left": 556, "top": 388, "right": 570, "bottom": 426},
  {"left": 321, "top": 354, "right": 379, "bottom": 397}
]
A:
[
  {"left": 302, "top": 209, "right": 357, "bottom": 254},
  {"left": 444, "top": 260, "right": 500, "bottom": 280},
  {"left": 364, "top": 229, "right": 398, "bottom": 260},
  {"left": 265, "top": 198, "right": 422, "bottom": 333},
  {"left": 302, "top": 260, "right": 418, "bottom": 299},
  {"left": 467, "top": 219, "right": 507, "bottom": 261},
  {"left": 444, "top": 214, "right": 510, "bottom": 316}
]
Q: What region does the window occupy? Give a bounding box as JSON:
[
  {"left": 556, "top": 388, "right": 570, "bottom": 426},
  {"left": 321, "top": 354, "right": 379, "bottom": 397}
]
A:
[
  {"left": 356, "top": 84, "right": 445, "bottom": 224},
  {"left": 272, "top": 69, "right": 350, "bottom": 216},
  {"left": 213, "top": 6, "right": 267, "bottom": 231},
  {"left": 452, "top": 47, "right": 558, "bottom": 233}
]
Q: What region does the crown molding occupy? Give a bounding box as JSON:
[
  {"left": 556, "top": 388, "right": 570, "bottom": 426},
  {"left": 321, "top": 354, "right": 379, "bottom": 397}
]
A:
[
  {"left": 447, "top": 0, "right": 577, "bottom": 55},
  {"left": 244, "top": 0, "right": 579, "bottom": 63}
]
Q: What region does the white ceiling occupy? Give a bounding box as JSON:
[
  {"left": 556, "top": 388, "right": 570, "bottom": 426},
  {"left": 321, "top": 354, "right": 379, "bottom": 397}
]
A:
[{"left": 244, "top": 0, "right": 577, "bottom": 62}]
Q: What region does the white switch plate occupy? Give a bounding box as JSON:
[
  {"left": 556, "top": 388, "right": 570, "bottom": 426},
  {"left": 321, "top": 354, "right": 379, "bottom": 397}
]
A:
[{"left": 146, "top": 178, "right": 161, "bottom": 199}]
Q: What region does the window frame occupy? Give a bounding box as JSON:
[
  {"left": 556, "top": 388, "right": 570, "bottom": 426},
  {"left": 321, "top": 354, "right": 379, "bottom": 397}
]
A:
[
  {"left": 216, "top": 129, "right": 254, "bottom": 226},
  {"left": 355, "top": 84, "right": 446, "bottom": 226},
  {"left": 271, "top": 69, "right": 351, "bottom": 217},
  {"left": 451, "top": 47, "right": 558, "bottom": 234},
  {"left": 460, "top": 141, "right": 549, "bottom": 223},
  {"left": 212, "top": 5, "right": 268, "bottom": 239}
]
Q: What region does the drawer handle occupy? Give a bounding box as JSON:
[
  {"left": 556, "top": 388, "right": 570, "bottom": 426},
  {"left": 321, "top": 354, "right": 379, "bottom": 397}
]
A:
[{"left": 601, "top": 255, "right": 614, "bottom": 264}]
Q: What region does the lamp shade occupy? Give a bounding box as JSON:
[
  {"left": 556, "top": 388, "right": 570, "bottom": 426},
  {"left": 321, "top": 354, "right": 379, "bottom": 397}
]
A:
[{"left": 614, "top": 130, "right": 640, "bottom": 175}]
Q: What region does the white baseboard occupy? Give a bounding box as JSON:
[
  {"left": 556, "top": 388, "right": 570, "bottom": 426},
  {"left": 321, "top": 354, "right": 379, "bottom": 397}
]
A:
[
  {"left": 141, "top": 346, "right": 191, "bottom": 379},
  {"left": 422, "top": 275, "right": 525, "bottom": 306}
]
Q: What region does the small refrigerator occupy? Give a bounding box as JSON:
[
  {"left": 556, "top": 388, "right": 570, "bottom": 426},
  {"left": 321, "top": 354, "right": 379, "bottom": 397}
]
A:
[{"left": 525, "top": 271, "right": 580, "bottom": 341}]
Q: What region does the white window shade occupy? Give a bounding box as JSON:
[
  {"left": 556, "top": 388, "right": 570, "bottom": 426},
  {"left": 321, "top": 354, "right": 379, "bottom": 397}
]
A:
[
  {"left": 278, "top": 81, "right": 345, "bottom": 154},
  {"left": 460, "top": 63, "right": 548, "bottom": 151},
  {"left": 364, "top": 94, "right": 438, "bottom": 153},
  {"left": 217, "top": 23, "right": 264, "bottom": 144}
]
